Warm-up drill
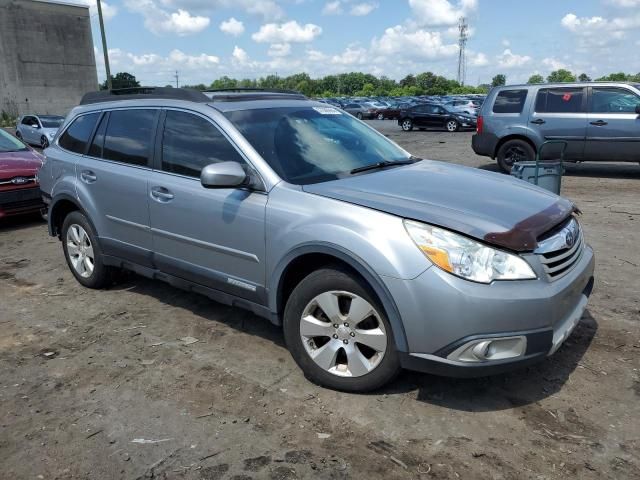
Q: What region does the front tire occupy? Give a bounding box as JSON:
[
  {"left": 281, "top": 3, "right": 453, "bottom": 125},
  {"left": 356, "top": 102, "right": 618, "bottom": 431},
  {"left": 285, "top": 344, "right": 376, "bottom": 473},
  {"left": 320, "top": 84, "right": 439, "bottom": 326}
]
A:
[
  {"left": 15, "top": 130, "right": 22, "bottom": 139},
  {"left": 62, "top": 211, "right": 113, "bottom": 289},
  {"left": 377, "top": 113, "right": 385, "bottom": 120},
  {"left": 40, "top": 136, "right": 49, "bottom": 149},
  {"left": 283, "top": 267, "right": 401, "bottom": 392},
  {"left": 401, "top": 119, "right": 413, "bottom": 131},
  {"left": 446, "top": 120, "right": 459, "bottom": 132},
  {"left": 497, "top": 139, "right": 535, "bottom": 173},
  {"left": 356, "top": 112, "right": 363, "bottom": 120}
]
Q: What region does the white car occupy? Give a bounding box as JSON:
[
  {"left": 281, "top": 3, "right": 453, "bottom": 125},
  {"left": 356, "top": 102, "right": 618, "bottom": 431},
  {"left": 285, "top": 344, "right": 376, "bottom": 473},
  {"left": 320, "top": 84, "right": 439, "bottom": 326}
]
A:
[{"left": 16, "top": 114, "right": 64, "bottom": 149}]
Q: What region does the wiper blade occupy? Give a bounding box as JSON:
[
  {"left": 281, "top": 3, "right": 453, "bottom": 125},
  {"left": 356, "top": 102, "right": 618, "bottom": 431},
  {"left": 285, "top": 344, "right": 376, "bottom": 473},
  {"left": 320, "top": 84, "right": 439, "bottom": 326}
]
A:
[{"left": 350, "top": 158, "right": 419, "bottom": 175}]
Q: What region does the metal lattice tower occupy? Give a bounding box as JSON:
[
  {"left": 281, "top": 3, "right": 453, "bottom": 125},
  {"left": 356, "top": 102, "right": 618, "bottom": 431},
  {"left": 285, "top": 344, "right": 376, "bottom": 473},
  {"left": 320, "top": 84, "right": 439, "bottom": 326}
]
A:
[{"left": 457, "top": 17, "right": 468, "bottom": 86}]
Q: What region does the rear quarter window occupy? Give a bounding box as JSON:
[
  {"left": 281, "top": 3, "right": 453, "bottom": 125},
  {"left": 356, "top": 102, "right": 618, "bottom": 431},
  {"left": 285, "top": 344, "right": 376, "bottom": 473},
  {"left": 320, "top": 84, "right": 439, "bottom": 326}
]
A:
[
  {"left": 58, "top": 113, "right": 100, "bottom": 154},
  {"left": 492, "top": 89, "right": 528, "bottom": 114}
]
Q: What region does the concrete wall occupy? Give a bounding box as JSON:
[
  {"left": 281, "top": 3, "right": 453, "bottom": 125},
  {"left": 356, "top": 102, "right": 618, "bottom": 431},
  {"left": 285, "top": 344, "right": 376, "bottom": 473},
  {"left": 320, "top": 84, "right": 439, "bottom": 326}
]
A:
[{"left": 0, "top": 0, "right": 98, "bottom": 117}]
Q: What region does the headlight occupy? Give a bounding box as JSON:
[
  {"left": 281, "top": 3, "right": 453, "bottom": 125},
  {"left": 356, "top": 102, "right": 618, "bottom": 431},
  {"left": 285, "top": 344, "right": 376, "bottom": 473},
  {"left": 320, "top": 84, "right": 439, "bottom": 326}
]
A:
[{"left": 404, "top": 220, "right": 536, "bottom": 283}]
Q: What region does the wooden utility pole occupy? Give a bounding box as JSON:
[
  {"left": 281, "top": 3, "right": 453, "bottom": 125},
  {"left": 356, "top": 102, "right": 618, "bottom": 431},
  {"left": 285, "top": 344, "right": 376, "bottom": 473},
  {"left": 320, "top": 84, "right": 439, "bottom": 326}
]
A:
[{"left": 96, "top": 0, "right": 112, "bottom": 90}]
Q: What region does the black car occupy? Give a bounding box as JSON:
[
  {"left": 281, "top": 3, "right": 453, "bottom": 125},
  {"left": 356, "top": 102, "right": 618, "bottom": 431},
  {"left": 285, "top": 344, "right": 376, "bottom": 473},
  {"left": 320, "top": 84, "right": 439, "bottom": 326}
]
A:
[{"left": 398, "top": 103, "right": 476, "bottom": 132}]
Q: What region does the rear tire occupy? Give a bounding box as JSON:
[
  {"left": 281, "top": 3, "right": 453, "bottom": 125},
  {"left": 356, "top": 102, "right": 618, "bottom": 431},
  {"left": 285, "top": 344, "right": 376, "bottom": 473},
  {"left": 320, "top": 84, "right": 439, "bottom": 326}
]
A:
[
  {"left": 497, "top": 139, "right": 535, "bottom": 173},
  {"left": 401, "top": 119, "right": 413, "bottom": 131},
  {"left": 446, "top": 120, "right": 459, "bottom": 132},
  {"left": 377, "top": 113, "right": 385, "bottom": 120},
  {"left": 61, "top": 211, "right": 114, "bottom": 289},
  {"left": 283, "top": 267, "right": 401, "bottom": 392},
  {"left": 15, "top": 130, "right": 22, "bottom": 139},
  {"left": 356, "top": 112, "right": 363, "bottom": 120}
]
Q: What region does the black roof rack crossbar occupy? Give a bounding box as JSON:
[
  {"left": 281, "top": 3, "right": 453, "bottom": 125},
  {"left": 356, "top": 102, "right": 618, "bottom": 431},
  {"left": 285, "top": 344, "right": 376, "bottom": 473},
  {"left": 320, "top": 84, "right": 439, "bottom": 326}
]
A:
[{"left": 80, "top": 87, "right": 210, "bottom": 105}]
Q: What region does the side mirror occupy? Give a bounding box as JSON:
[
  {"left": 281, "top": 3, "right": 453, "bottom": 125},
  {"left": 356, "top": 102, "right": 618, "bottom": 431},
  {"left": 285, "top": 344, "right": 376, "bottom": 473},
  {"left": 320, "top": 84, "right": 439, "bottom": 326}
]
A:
[
  {"left": 200, "top": 161, "right": 247, "bottom": 189},
  {"left": 32, "top": 124, "right": 40, "bottom": 129},
  {"left": 635, "top": 105, "right": 640, "bottom": 115}
]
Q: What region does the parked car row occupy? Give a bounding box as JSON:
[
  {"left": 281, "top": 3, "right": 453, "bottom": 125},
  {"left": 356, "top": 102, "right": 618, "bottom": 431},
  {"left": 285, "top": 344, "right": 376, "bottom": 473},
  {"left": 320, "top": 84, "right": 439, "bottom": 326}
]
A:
[
  {"left": 16, "top": 114, "right": 64, "bottom": 149},
  {"left": 316, "top": 95, "right": 485, "bottom": 133}
]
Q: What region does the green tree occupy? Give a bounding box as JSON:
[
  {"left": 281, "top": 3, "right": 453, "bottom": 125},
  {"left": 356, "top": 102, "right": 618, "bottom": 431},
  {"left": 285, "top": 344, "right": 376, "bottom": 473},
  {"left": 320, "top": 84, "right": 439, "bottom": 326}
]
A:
[
  {"left": 100, "top": 72, "right": 140, "bottom": 90},
  {"left": 547, "top": 69, "right": 576, "bottom": 83},
  {"left": 492, "top": 74, "right": 506, "bottom": 87},
  {"left": 399, "top": 74, "right": 417, "bottom": 87},
  {"left": 210, "top": 76, "right": 238, "bottom": 89},
  {"left": 578, "top": 73, "right": 591, "bottom": 82},
  {"left": 527, "top": 74, "right": 544, "bottom": 84}
]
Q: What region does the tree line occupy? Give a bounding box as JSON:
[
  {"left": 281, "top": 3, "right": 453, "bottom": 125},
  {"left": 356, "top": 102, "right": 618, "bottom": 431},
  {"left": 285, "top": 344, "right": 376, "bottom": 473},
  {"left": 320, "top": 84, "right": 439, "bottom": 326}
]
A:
[{"left": 102, "top": 70, "right": 640, "bottom": 97}]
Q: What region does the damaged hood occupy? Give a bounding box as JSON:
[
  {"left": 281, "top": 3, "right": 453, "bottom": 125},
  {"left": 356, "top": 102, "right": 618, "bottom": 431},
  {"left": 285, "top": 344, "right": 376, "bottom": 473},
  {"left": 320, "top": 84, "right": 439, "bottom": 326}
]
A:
[{"left": 303, "top": 160, "right": 575, "bottom": 252}]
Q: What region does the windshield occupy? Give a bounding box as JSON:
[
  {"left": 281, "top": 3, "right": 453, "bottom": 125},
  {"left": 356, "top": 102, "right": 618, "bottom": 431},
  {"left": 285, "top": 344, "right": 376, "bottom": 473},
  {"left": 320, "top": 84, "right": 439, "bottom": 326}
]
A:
[
  {"left": 0, "top": 129, "right": 28, "bottom": 152},
  {"left": 225, "top": 106, "right": 410, "bottom": 184},
  {"left": 39, "top": 116, "right": 64, "bottom": 128}
]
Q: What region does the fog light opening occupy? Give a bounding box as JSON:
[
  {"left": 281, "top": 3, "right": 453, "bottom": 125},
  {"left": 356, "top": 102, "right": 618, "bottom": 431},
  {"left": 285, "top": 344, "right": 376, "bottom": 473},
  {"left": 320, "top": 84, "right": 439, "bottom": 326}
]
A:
[{"left": 448, "top": 336, "right": 527, "bottom": 363}]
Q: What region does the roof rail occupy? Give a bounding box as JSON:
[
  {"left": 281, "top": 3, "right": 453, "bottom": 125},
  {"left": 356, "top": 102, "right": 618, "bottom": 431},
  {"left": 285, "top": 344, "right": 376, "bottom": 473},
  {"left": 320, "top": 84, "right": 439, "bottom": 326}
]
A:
[
  {"left": 79, "top": 87, "right": 210, "bottom": 105},
  {"left": 203, "top": 88, "right": 307, "bottom": 102}
]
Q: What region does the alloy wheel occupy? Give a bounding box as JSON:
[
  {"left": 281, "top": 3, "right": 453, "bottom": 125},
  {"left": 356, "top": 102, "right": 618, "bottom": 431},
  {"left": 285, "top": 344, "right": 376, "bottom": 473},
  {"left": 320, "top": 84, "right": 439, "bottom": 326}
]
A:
[
  {"left": 402, "top": 120, "right": 412, "bottom": 131},
  {"left": 299, "top": 290, "right": 387, "bottom": 377},
  {"left": 66, "top": 224, "right": 94, "bottom": 278},
  {"left": 377, "top": 113, "right": 384, "bottom": 120},
  {"left": 504, "top": 145, "right": 527, "bottom": 166},
  {"left": 41, "top": 136, "right": 49, "bottom": 149},
  {"left": 446, "top": 120, "right": 458, "bottom": 132}
]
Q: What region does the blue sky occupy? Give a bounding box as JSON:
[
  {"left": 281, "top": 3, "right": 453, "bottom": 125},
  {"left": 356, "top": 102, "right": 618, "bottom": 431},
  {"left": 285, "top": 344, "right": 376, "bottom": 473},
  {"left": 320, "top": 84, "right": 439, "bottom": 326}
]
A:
[{"left": 70, "top": 0, "right": 640, "bottom": 86}]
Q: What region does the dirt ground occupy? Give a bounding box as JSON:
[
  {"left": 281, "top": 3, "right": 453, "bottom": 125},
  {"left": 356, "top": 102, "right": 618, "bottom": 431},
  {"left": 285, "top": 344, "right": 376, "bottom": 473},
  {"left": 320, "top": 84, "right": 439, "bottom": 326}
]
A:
[{"left": 1, "top": 122, "right": 639, "bottom": 480}]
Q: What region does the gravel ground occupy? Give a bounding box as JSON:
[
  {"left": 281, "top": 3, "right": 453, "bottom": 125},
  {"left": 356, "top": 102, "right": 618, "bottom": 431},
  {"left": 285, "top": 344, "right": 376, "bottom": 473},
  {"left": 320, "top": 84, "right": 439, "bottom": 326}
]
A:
[{"left": 1, "top": 122, "right": 639, "bottom": 480}]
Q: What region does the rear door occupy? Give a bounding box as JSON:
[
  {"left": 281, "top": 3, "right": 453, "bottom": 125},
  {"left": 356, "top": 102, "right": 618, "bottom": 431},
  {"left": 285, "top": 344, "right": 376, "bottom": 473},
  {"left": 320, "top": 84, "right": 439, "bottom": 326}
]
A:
[
  {"left": 78, "top": 109, "right": 158, "bottom": 265},
  {"left": 585, "top": 86, "right": 640, "bottom": 162},
  {"left": 529, "top": 87, "right": 587, "bottom": 160},
  {"left": 148, "top": 109, "right": 267, "bottom": 303},
  {"left": 411, "top": 105, "right": 430, "bottom": 126}
]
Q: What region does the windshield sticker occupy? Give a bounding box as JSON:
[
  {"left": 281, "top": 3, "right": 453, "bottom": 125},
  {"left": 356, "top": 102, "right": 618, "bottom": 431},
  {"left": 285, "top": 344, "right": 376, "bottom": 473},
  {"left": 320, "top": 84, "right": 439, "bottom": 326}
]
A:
[{"left": 313, "top": 106, "right": 342, "bottom": 115}]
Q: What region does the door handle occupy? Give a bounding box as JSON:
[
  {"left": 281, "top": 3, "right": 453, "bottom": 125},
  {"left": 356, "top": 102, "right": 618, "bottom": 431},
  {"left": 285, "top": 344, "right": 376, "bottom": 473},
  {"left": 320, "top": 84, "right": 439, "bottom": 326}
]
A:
[
  {"left": 590, "top": 120, "right": 608, "bottom": 126},
  {"left": 150, "top": 187, "right": 174, "bottom": 202},
  {"left": 80, "top": 170, "right": 97, "bottom": 183},
  {"left": 530, "top": 119, "right": 546, "bottom": 125}
]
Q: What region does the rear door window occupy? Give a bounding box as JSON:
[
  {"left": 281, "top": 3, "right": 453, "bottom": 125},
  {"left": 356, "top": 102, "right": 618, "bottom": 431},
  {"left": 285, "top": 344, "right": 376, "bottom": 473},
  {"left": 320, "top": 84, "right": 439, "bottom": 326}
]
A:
[
  {"left": 590, "top": 87, "right": 640, "bottom": 113},
  {"left": 103, "top": 109, "right": 157, "bottom": 166},
  {"left": 492, "top": 89, "right": 528, "bottom": 114},
  {"left": 58, "top": 113, "right": 100, "bottom": 154},
  {"left": 535, "top": 88, "right": 585, "bottom": 113},
  {"left": 161, "top": 110, "right": 245, "bottom": 178}
]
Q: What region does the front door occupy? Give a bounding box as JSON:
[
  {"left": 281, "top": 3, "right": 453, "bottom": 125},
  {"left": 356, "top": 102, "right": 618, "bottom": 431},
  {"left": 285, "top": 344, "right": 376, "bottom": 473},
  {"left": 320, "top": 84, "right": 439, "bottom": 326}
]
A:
[
  {"left": 529, "top": 86, "right": 588, "bottom": 160},
  {"left": 585, "top": 86, "right": 640, "bottom": 162},
  {"left": 148, "top": 109, "right": 267, "bottom": 303}
]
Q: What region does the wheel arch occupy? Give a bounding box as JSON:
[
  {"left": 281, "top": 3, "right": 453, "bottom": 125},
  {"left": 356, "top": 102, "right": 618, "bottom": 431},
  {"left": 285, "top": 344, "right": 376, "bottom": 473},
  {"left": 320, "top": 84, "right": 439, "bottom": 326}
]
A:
[
  {"left": 270, "top": 243, "right": 409, "bottom": 352},
  {"left": 48, "top": 194, "right": 87, "bottom": 238}
]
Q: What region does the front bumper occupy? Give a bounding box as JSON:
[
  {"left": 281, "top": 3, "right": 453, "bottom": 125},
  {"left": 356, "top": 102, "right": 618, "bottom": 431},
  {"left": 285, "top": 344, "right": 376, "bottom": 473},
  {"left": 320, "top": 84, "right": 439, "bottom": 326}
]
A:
[
  {"left": 384, "top": 245, "right": 595, "bottom": 377},
  {"left": 0, "top": 187, "right": 44, "bottom": 218}
]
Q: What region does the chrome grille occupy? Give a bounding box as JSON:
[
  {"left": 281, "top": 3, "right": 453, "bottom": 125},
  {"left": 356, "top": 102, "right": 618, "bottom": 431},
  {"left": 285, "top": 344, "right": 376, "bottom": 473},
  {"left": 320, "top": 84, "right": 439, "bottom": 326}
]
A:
[{"left": 536, "top": 217, "right": 584, "bottom": 281}]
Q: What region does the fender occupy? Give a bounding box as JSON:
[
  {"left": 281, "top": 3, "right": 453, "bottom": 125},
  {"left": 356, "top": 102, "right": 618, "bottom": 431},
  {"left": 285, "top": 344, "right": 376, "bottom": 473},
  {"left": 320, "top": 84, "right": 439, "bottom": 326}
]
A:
[{"left": 270, "top": 242, "right": 409, "bottom": 353}]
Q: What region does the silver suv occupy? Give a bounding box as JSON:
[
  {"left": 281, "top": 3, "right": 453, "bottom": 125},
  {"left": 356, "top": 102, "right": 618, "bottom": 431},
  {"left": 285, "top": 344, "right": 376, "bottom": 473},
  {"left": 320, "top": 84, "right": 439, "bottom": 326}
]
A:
[
  {"left": 473, "top": 82, "right": 640, "bottom": 172},
  {"left": 39, "top": 88, "right": 595, "bottom": 391}
]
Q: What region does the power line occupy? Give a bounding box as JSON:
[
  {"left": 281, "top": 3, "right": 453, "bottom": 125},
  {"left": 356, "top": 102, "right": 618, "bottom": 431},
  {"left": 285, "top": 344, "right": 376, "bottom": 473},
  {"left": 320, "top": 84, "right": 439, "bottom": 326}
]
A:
[{"left": 457, "top": 17, "right": 468, "bottom": 86}]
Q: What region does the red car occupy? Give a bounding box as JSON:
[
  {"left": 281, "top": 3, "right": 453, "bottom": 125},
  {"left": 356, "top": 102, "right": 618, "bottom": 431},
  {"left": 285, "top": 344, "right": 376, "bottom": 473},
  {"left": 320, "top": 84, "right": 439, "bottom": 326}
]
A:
[{"left": 0, "top": 129, "right": 45, "bottom": 219}]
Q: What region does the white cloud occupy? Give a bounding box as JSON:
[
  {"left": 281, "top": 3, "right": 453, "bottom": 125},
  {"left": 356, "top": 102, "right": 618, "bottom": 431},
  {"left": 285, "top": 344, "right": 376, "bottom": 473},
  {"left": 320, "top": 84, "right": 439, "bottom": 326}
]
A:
[
  {"left": 124, "top": 1, "right": 210, "bottom": 36},
  {"left": 561, "top": 12, "right": 640, "bottom": 34},
  {"left": 268, "top": 43, "right": 292, "bottom": 57},
  {"left": 607, "top": 0, "right": 640, "bottom": 7},
  {"left": 542, "top": 57, "right": 568, "bottom": 71},
  {"left": 252, "top": 21, "right": 322, "bottom": 43},
  {"left": 496, "top": 49, "right": 532, "bottom": 68},
  {"left": 331, "top": 45, "right": 368, "bottom": 65},
  {"left": 371, "top": 25, "right": 459, "bottom": 59},
  {"left": 322, "top": 1, "right": 343, "bottom": 15},
  {"left": 158, "top": 0, "right": 284, "bottom": 20},
  {"left": 350, "top": 2, "right": 378, "bottom": 16},
  {"left": 232, "top": 46, "right": 250, "bottom": 64},
  {"left": 408, "top": 0, "right": 478, "bottom": 27},
  {"left": 219, "top": 17, "right": 245, "bottom": 36},
  {"left": 469, "top": 52, "right": 488, "bottom": 67},
  {"left": 168, "top": 49, "right": 219, "bottom": 68}
]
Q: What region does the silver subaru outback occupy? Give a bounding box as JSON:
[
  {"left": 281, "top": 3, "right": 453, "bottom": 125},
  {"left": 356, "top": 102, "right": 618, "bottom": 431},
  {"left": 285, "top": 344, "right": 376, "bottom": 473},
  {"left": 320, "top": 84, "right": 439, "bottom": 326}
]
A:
[{"left": 39, "top": 88, "right": 595, "bottom": 392}]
